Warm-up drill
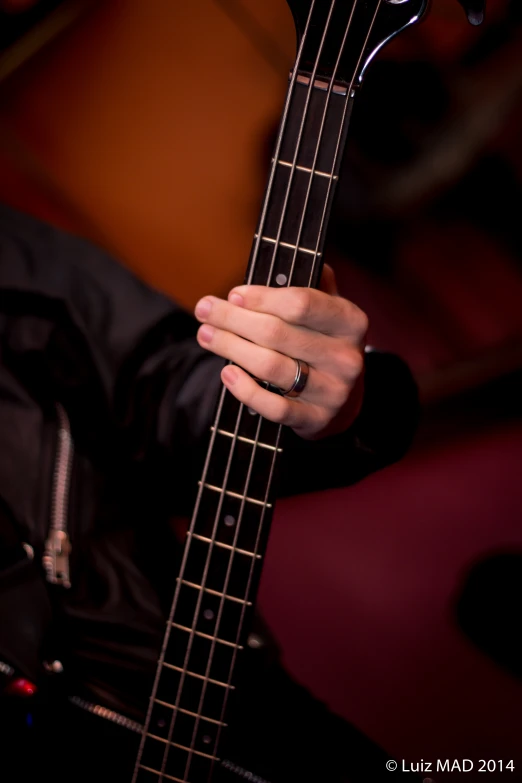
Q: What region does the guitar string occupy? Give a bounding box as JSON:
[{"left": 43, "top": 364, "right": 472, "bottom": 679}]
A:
[
  {"left": 273, "top": 0, "right": 359, "bottom": 287},
  {"left": 139, "top": 0, "right": 383, "bottom": 778},
  {"left": 207, "top": 0, "right": 386, "bottom": 775},
  {"left": 178, "top": 0, "right": 343, "bottom": 775},
  {"left": 161, "top": 0, "right": 383, "bottom": 776},
  {"left": 245, "top": 0, "right": 339, "bottom": 288},
  {"left": 197, "top": 0, "right": 384, "bottom": 774},
  {"left": 134, "top": 3, "right": 321, "bottom": 781},
  {"left": 307, "top": 0, "right": 384, "bottom": 288}
]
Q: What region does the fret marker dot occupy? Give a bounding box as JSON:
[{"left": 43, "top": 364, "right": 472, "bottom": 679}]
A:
[
  {"left": 203, "top": 608, "right": 214, "bottom": 621},
  {"left": 203, "top": 735, "right": 212, "bottom": 744},
  {"left": 248, "top": 407, "right": 257, "bottom": 416},
  {"left": 276, "top": 273, "right": 287, "bottom": 286},
  {"left": 224, "top": 515, "right": 236, "bottom": 527},
  {"left": 157, "top": 718, "right": 166, "bottom": 728},
  {"left": 247, "top": 633, "right": 263, "bottom": 649}
]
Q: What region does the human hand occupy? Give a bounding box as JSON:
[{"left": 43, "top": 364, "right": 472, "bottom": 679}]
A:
[{"left": 194, "top": 265, "right": 368, "bottom": 440}]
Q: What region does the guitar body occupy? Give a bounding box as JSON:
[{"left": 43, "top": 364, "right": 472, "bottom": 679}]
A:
[{"left": 0, "top": 0, "right": 295, "bottom": 308}]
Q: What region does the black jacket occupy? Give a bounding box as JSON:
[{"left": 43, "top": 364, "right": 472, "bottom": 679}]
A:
[{"left": 0, "top": 203, "right": 417, "bottom": 721}]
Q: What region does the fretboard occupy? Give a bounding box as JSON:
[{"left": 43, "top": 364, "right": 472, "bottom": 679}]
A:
[
  {"left": 133, "top": 73, "right": 354, "bottom": 783},
  {"left": 248, "top": 74, "right": 353, "bottom": 289}
]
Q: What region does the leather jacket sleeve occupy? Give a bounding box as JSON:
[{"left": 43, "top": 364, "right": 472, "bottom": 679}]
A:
[
  {"left": 117, "top": 323, "right": 418, "bottom": 517},
  {"left": 277, "top": 349, "right": 419, "bottom": 496},
  {"left": 0, "top": 204, "right": 418, "bottom": 520}
]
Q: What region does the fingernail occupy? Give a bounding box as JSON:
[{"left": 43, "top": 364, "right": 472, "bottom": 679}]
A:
[
  {"left": 195, "top": 298, "right": 213, "bottom": 319},
  {"left": 222, "top": 366, "right": 239, "bottom": 385},
  {"left": 228, "top": 292, "right": 244, "bottom": 307},
  {"left": 198, "top": 324, "right": 215, "bottom": 344}
]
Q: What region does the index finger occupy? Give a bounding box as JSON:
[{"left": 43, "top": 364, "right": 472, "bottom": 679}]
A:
[{"left": 228, "top": 284, "right": 368, "bottom": 342}]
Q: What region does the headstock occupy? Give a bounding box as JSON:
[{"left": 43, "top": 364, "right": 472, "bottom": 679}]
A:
[{"left": 286, "top": 0, "right": 486, "bottom": 85}]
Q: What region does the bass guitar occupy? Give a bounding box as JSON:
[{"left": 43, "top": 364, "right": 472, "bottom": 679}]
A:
[{"left": 132, "top": 1, "right": 485, "bottom": 781}]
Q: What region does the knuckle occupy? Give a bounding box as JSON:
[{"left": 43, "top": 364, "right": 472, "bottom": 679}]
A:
[
  {"left": 260, "top": 353, "right": 283, "bottom": 381},
  {"left": 261, "top": 317, "right": 286, "bottom": 346},
  {"left": 218, "top": 305, "right": 232, "bottom": 331},
  {"left": 340, "top": 300, "right": 369, "bottom": 337},
  {"left": 353, "top": 306, "right": 369, "bottom": 338},
  {"left": 329, "top": 379, "right": 350, "bottom": 409},
  {"left": 289, "top": 289, "right": 312, "bottom": 323},
  {"left": 318, "top": 408, "right": 333, "bottom": 431},
  {"left": 337, "top": 347, "right": 364, "bottom": 381},
  {"left": 272, "top": 397, "right": 292, "bottom": 425},
  {"left": 306, "top": 407, "right": 331, "bottom": 436}
]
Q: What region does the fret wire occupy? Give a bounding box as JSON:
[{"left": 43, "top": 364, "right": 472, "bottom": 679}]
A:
[
  {"left": 210, "top": 8, "right": 385, "bottom": 759},
  {"left": 139, "top": 765, "right": 184, "bottom": 782},
  {"left": 276, "top": 159, "right": 338, "bottom": 179},
  {"left": 161, "top": 662, "right": 235, "bottom": 689},
  {"left": 189, "top": 0, "right": 381, "bottom": 728},
  {"left": 306, "top": 1, "right": 383, "bottom": 290},
  {"left": 187, "top": 532, "right": 262, "bottom": 559},
  {"left": 210, "top": 423, "right": 284, "bottom": 759},
  {"left": 198, "top": 482, "right": 272, "bottom": 509},
  {"left": 256, "top": 235, "right": 322, "bottom": 257},
  {"left": 132, "top": 391, "right": 233, "bottom": 782},
  {"left": 177, "top": 578, "right": 253, "bottom": 606},
  {"left": 296, "top": 72, "right": 348, "bottom": 95},
  {"left": 157, "top": 341, "right": 271, "bottom": 775},
  {"left": 243, "top": 0, "right": 316, "bottom": 288},
  {"left": 146, "top": 733, "right": 219, "bottom": 761},
  {"left": 174, "top": 28, "right": 342, "bottom": 765},
  {"left": 183, "top": 401, "right": 268, "bottom": 770},
  {"left": 133, "top": 3, "right": 325, "bottom": 778},
  {"left": 137, "top": 386, "right": 244, "bottom": 783},
  {"left": 195, "top": 1, "right": 379, "bottom": 773},
  {"left": 135, "top": 2, "right": 376, "bottom": 778},
  {"left": 154, "top": 385, "right": 249, "bottom": 776},
  {"left": 211, "top": 427, "right": 282, "bottom": 452},
  {"left": 183, "top": 64, "right": 352, "bottom": 744},
  {"left": 284, "top": 88, "right": 350, "bottom": 286},
  {"left": 153, "top": 700, "right": 227, "bottom": 727},
  {"left": 249, "top": 0, "right": 337, "bottom": 290},
  {"left": 169, "top": 623, "right": 244, "bottom": 650}
]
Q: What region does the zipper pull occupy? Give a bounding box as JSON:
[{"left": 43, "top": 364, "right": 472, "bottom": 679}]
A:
[{"left": 42, "top": 530, "right": 71, "bottom": 589}]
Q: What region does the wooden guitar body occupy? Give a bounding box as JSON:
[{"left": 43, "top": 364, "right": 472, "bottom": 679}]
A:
[{"left": 0, "top": 0, "right": 296, "bottom": 308}]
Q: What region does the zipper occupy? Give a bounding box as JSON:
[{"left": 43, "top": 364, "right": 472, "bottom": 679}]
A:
[
  {"left": 69, "top": 698, "right": 274, "bottom": 782},
  {"left": 42, "top": 403, "right": 73, "bottom": 589},
  {"left": 220, "top": 760, "right": 274, "bottom": 783},
  {"left": 68, "top": 696, "right": 143, "bottom": 733}
]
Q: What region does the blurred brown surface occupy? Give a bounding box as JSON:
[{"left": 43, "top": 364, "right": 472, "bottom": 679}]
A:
[{"left": 0, "top": 0, "right": 295, "bottom": 308}]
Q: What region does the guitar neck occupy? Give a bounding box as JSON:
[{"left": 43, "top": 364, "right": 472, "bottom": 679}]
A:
[
  {"left": 134, "top": 0, "right": 429, "bottom": 779},
  {"left": 134, "top": 82, "right": 354, "bottom": 783},
  {"left": 246, "top": 72, "right": 354, "bottom": 289}
]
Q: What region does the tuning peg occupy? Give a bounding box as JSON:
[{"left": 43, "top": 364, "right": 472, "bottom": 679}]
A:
[{"left": 457, "top": 0, "right": 486, "bottom": 25}]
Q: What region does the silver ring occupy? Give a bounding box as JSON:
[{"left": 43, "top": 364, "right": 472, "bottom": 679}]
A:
[{"left": 281, "top": 358, "right": 309, "bottom": 398}]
